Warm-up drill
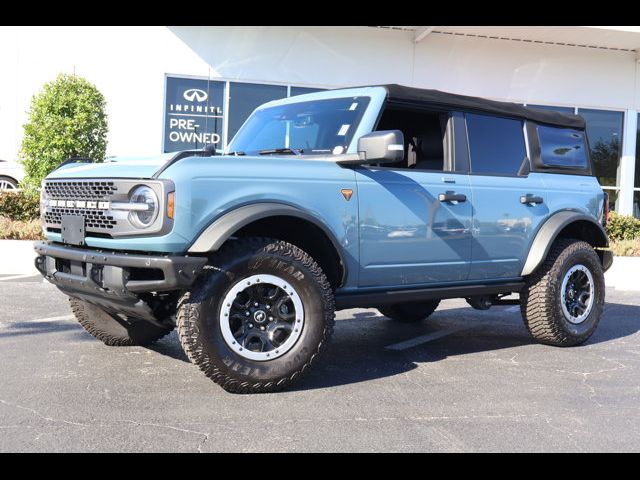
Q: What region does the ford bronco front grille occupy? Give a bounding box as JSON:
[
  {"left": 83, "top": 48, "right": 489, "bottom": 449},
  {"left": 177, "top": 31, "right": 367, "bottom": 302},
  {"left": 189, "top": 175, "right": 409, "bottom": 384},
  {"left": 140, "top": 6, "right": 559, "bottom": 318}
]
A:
[
  {"left": 44, "top": 180, "right": 118, "bottom": 201},
  {"left": 44, "top": 207, "right": 117, "bottom": 230},
  {"left": 42, "top": 178, "right": 173, "bottom": 238},
  {"left": 43, "top": 180, "right": 122, "bottom": 235}
]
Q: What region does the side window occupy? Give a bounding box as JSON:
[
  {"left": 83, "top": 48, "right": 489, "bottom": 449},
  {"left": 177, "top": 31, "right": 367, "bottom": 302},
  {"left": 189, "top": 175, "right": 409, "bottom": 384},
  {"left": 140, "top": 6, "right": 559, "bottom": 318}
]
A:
[
  {"left": 536, "top": 125, "right": 588, "bottom": 169},
  {"left": 466, "top": 113, "right": 527, "bottom": 176},
  {"left": 375, "top": 107, "right": 449, "bottom": 171}
]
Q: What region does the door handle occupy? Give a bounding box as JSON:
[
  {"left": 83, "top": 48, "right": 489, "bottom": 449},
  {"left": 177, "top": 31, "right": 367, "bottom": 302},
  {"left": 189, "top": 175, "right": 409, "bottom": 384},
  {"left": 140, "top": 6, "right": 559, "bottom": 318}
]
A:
[
  {"left": 438, "top": 192, "right": 467, "bottom": 203},
  {"left": 520, "top": 194, "right": 544, "bottom": 205}
]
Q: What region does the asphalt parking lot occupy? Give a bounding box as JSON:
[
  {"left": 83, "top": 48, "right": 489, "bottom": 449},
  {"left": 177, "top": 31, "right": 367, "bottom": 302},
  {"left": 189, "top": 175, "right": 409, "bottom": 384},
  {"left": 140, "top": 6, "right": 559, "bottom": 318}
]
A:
[{"left": 0, "top": 274, "right": 639, "bottom": 452}]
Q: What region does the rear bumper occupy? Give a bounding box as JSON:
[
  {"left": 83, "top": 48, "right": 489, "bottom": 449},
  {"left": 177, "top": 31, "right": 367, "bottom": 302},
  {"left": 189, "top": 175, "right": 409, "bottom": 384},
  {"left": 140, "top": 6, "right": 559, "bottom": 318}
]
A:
[{"left": 34, "top": 241, "right": 207, "bottom": 321}]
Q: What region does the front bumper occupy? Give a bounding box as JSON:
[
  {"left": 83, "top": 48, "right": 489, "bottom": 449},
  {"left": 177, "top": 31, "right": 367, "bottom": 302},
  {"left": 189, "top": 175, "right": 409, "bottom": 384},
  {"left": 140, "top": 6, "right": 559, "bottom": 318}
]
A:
[{"left": 34, "top": 241, "right": 207, "bottom": 321}]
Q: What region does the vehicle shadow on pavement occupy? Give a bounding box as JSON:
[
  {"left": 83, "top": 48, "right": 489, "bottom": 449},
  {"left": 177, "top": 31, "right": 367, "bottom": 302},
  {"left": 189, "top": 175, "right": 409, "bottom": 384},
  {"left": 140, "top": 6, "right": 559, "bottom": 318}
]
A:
[
  {"left": 0, "top": 320, "right": 81, "bottom": 338},
  {"left": 147, "top": 331, "right": 190, "bottom": 362},
  {"left": 287, "top": 301, "right": 640, "bottom": 391}
]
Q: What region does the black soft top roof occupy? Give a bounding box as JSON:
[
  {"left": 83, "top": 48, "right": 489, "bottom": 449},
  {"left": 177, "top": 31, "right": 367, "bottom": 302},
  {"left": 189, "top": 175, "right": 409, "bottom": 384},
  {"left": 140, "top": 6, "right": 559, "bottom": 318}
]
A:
[{"left": 373, "top": 84, "right": 585, "bottom": 130}]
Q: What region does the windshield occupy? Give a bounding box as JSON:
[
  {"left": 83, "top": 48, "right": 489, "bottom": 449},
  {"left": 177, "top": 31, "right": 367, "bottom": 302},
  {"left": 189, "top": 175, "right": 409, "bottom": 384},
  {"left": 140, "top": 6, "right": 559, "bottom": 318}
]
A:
[{"left": 227, "top": 96, "right": 371, "bottom": 156}]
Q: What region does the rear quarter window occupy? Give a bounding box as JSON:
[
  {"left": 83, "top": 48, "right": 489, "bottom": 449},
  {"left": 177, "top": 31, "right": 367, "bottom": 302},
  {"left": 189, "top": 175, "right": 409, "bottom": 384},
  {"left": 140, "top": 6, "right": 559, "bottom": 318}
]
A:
[{"left": 536, "top": 125, "right": 588, "bottom": 169}]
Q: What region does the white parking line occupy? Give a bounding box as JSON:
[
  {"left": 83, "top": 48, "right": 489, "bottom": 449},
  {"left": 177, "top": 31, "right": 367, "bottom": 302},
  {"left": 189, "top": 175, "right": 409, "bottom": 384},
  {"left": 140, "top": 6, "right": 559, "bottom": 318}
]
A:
[
  {"left": 29, "top": 315, "right": 74, "bottom": 323},
  {"left": 0, "top": 274, "right": 39, "bottom": 282},
  {"left": 385, "top": 325, "right": 472, "bottom": 351}
]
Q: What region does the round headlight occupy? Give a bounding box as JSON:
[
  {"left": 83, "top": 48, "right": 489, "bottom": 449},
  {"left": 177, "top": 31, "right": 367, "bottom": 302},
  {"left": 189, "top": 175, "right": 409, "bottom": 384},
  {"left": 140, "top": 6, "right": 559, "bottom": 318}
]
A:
[{"left": 128, "top": 185, "right": 158, "bottom": 228}]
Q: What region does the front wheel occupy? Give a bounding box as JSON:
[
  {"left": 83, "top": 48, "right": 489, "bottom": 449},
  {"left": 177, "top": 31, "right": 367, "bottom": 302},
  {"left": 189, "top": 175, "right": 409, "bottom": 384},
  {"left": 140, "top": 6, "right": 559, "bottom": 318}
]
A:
[
  {"left": 520, "top": 238, "right": 605, "bottom": 347},
  {"left": 177, "top": 238, "right": 335, "bottom": 394}
]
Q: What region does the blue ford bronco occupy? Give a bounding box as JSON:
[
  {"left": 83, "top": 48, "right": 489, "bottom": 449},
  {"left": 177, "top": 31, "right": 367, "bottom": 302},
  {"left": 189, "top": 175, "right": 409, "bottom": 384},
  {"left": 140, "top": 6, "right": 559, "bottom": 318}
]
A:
[{"left": 34, "top": 85, "right": 613, "bottom": 393}]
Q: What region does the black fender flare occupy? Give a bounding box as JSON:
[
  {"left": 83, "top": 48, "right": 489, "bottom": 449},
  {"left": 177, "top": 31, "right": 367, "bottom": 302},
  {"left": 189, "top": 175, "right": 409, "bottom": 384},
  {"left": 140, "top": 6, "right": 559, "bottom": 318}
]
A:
[
  {"left": 187, "top": 202, "right": 347, "bottom": 281},
  {"left": 521, "top": 211, "right": 610, "bottom": 276}
]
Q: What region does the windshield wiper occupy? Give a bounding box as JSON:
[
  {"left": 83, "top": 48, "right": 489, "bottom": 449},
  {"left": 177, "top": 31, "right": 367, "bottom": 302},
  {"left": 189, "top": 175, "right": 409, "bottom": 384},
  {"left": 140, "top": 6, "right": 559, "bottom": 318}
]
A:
[
  {"left": 258, "top": 148, "right": 303, "bottom": 155},
  {"left": 227, "top": 151, "right": 246, "bottom": 156}
]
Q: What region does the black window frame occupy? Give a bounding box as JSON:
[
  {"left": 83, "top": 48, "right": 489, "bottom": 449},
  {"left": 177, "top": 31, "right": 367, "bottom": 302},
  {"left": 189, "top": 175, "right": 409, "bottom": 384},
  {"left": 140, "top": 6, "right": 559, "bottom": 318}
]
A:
[
  {"left": 463, "top": 112, "right": 530, "bottom": 178},
  {"left": 526, "top": 121, "right": 594, "bottom": 176},
  {"left": 370, "top": 101, "right": 469, "bottom": 173}
]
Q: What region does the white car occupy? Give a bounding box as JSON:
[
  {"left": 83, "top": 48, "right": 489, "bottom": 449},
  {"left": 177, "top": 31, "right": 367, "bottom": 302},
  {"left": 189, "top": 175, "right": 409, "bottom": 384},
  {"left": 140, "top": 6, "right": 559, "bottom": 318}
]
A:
[{"left": 0, "top": 160, "right": 25, "bottom": 189}]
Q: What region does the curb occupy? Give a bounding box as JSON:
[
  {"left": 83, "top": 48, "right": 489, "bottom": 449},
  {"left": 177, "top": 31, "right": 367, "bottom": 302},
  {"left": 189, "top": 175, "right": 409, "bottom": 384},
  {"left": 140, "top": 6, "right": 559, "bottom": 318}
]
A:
[
  {"left": 604, "top": 256, "right": 640, "bottom": 292},
  {"left": 0, "top": 240, "right": 638, "bottom": 291},
  {"left": 0, "top": 240, "right": 38, "bottom": 275}
]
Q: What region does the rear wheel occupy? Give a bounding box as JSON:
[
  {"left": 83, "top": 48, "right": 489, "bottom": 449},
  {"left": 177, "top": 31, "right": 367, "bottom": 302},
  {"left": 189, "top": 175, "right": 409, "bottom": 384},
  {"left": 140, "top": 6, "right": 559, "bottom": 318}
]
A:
[
  {"left": 520, "top": 238, "right": 605, "bottom": 347},
  {"left": 70, "top": 298, "right": 173, "bottom": 346},
  {"left": 378, "top": 300, "right": 440, "bottom": 323}
]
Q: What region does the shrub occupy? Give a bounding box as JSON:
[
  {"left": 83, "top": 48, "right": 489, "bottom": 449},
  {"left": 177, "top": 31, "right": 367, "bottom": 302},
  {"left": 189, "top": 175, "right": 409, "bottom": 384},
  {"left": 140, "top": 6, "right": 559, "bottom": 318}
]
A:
[
  {"left": 610, "top": 238, "right": 640, "bottom": 257},
  {"left": 0, "top": 217, "right": 43, "bottom": 240},
  {"left": 606, "top": 212, "right": 640, "bottom": 242},
  {"left": 0, "top": 190, "right": 40, "bottom": 221},
  {"left": 20, "top": 73, "right": 108, "bottom": 190}
]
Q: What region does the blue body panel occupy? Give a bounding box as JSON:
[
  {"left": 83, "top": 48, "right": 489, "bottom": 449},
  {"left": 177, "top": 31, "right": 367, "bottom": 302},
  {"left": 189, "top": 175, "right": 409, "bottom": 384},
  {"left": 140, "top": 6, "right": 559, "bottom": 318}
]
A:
[
  {"left": 468, "top": 173, "right": 548, "bottom": 279},
  {"left": 42, "top": 86, "right": 606, "bottom": 293},
  {"left": 47, "top": 156, "right": 361, "bottom": 287},
  {"left": 47, "top": 155, "right": 173, "bottom": 180},
  {"left": 355, "top": 168, "right": 472, "bottom": 288}
]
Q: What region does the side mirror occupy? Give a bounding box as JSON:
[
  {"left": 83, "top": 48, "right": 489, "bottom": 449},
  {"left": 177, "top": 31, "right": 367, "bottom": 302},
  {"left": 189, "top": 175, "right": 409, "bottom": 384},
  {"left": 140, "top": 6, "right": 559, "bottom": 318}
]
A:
[{"left": 337, "top": 130, "right": 404, "bottom": 165}]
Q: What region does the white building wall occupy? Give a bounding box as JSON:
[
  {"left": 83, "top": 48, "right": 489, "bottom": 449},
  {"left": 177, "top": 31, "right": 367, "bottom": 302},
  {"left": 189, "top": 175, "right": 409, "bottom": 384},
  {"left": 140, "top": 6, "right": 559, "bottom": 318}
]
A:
[
  {"left": 413, "top": 33, "right": 638, "bottom": 110},
  {"left": 0, "top": 26, "right": 638, "bottom": 213}
]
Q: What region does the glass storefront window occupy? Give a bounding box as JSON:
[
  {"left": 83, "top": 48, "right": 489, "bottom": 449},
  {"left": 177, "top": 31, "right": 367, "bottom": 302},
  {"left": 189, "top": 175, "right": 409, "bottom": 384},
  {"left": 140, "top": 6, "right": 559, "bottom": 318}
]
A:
[
  {"left": 578, "top": 108, "right": 624, "bottom": 187},
  {"left": 228, "top": 82, "right": 288, "bottom": 142},
  {"left": 634, "top": 191, "right": 640, "bottom": 219},
  {"left": 527, "top": 104, "right": 575, "bottom": 114},
  {"left": 290, "top": 86, "right": 325, "bottom": 97}
]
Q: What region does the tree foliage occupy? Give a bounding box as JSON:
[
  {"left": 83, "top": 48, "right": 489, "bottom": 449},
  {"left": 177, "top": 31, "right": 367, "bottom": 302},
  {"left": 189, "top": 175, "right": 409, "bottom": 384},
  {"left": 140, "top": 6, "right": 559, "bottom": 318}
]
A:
[{"left": 20, "top": 73, "right": 108, "bottom": 189}]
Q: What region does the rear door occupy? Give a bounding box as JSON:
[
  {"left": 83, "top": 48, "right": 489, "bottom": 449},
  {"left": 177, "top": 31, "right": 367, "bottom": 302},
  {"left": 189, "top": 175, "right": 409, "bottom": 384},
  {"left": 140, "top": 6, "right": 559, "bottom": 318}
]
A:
[{"left": 465, "top": 113, "right": 549, "bottom": 280}]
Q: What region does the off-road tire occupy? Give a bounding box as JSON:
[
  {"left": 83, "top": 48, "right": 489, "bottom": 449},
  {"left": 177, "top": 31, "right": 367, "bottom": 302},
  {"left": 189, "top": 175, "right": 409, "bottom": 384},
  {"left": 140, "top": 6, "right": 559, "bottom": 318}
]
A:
[
  {"left": 177, "top": 238, "right": 335, "bottom": 394},
  {"left": 70, "top": 298, "right": 173, "bottom": 346},
  {"left": 520, "top": 238, "right": 605, "bottom": 347},
  {"left": 378, "top": 300, "right": 440, "bottom": 323}
]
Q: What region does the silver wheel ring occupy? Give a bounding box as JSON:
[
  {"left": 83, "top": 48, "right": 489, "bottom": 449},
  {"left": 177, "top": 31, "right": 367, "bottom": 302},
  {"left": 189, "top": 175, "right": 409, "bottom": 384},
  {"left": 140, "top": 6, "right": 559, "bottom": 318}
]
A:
[
  {"left": 219, "top": 274, "right": 305, "bottom": 361},
  {"left": 560, "top": 264, "right": 595, "bottom": 325}
]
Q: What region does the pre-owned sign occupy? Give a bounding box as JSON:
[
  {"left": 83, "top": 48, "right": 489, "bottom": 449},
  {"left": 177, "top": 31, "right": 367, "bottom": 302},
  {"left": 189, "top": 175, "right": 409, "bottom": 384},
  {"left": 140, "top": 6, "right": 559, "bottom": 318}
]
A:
[{"left": 164, "top": 76, "right": 224, "bottom": 152}]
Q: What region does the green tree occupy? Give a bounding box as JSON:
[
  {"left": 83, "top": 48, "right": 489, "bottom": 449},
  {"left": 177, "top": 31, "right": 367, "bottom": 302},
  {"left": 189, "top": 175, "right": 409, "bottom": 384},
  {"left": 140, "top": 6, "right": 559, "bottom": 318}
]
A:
[{"left": 20, "top": 73, "right": 108, "bottom": 189}]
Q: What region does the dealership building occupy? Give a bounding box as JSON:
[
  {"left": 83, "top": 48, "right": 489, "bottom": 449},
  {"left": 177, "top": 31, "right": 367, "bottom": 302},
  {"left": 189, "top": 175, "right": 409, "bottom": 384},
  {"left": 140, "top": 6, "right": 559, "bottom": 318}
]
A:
[{"left": 1, "top": 26, "right": 640, "bottom": 217}]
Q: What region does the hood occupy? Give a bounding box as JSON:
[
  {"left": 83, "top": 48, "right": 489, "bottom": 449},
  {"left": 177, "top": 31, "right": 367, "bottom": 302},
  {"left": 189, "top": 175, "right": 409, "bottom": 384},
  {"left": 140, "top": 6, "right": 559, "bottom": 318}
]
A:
[{"left": 45, "top": 154, "right": 175, "bottom": 180}]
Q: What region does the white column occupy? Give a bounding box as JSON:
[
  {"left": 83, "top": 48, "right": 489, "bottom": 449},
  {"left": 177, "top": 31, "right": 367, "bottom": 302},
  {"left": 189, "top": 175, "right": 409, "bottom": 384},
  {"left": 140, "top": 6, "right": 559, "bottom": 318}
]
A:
[{"left": 617, "top": 109, "right": 637, "bottom": 216}]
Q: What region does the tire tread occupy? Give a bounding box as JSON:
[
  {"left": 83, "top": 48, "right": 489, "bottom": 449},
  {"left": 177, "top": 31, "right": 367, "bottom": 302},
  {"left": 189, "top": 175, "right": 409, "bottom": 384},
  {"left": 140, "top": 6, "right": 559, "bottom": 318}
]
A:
[
  {"left": 177, "top": 237, "right": 335, "bottom": 394},
  {"left": 520, "top": 238, "right": 604, "bottom": 347}
]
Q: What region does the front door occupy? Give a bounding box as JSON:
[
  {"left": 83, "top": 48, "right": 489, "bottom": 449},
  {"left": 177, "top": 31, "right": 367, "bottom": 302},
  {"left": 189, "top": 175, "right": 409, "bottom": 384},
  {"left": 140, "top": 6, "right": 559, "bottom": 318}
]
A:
[{"left": 355, "top": 168, "right": 473, "bottom": 288}]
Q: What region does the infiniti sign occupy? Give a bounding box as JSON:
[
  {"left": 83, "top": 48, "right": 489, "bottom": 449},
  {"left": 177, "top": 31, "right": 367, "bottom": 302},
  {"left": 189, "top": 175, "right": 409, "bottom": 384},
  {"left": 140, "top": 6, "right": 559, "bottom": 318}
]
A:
[
  {"left": 183, "top": 88, "right": 208, "bottom": 102},
  {"left": 164, "top": 76, "right": 224, "bottom": 152}
]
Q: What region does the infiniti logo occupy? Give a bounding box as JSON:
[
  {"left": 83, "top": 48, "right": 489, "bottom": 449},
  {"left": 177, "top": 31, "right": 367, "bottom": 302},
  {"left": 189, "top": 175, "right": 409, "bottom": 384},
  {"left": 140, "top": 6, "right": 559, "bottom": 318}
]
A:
[{"left": 183, "top": 88, "right": 208, "bottom": 102}]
